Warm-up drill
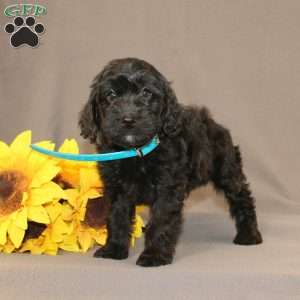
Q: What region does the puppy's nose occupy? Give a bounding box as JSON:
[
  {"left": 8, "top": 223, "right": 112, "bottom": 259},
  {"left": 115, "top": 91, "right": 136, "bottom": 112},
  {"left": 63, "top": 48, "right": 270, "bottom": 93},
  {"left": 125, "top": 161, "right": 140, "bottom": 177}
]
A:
[{"left": 122, "top": 117, "right": 136, "bottom": 126}]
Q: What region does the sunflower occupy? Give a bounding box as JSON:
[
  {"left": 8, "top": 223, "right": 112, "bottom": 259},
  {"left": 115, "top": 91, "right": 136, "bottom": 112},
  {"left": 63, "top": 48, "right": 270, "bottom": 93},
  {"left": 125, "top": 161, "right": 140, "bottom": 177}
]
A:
[
  {"left": 19, "top": 138, "right": 105, "bottom": 255},
  {"left": 0, "top": 132, "right": 144, "bottom": 255},
  {"left": 0, "top": 131, "right": 66, "bottom": 250},
  {"left": 53, "top": 139, "right": 102, "bottom": 190}
]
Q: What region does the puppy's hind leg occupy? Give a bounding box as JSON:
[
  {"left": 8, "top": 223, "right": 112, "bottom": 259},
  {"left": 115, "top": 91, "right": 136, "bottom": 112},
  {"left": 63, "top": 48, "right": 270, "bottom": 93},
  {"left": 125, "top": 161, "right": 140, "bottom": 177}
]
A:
[{"left": 213, "top": 145, "right": 263, "bottom": 245}]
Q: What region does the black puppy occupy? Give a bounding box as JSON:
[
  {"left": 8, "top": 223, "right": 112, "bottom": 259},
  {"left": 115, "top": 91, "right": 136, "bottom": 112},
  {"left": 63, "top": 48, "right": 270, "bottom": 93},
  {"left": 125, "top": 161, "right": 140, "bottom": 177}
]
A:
[{"left": 79, "top": 58, "right": 262, "bottom": 267}]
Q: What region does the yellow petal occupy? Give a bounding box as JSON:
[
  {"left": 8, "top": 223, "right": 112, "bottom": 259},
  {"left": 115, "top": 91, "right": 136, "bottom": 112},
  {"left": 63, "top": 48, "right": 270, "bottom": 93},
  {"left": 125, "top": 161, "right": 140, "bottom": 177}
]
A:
[
  {"left": 78, "top": 230, "right": 93, "bottom": 252},
  {"left": 55, "top": 140, "right": 80, "bottom": 184},
  {"left": 8, "top": 222, "right": 25, "bottom": 248},
  {"left": 21, "top": 192, "right": 29, "bottom": 206},
  {"left": 132, "top": 215, "right": 144, "bottom": 238},
  {"left": 61, "top": 203, "right": 74, "bottom": 221},
  {"left": 79, "top": 167, "right": 101, "bottom": 194},
  {"left": 28, "top": 181, "right": 66, "bottom": 206},
  {"left": 82, "top": 167, "right": 103, "bottom": 189},
  {"left": 10, "top": 130, "right": 32, "bottom": 162},
  {"left": 14, "top": 208, "right": 28, "bottom": 230},
  {"left": 0, "top": 141, "right": 10, "bottom": 158},
  {"left": 0, "top": 157, "right": 12, "bottom": 170},
  {"left": 45, "top": 203, "right": 62, "bottom": 223},
  {"left": 19, "top": 240, "right": 32, "bottom": 253},
  {"left": 0, "top": 141, "right": 13, "bottom": 169},
  {"left": 0, "top": 219, "right": 10, "bottom": 245},
  {"left": 30, "top": 161, "right": 61, "bottom": 188},
  {"left": 26, "top": 141, "right": 55, "bottom": 174},
  {"left": 2, "top": 239, "right": 15, "bottom": 253},
  {"left": 44, "top": 244, "right": 58, "bottom": 256},
  {"left": 59, "top": 233, "right": 80, "bottom": 252},
  {"left": 79, "top": 206, "right": 87, "bottom": 221},
  {"left": 50, "top": 218, "right": 70, "bottom": 243},
  {"left": 27, "top": 206, "right": 50, "bottom": 224},
  {"left": 93, "top": 230, "right": 107, "bottom": 246},
  {"left": 30, "top": 246, "right": 44, "bottom": 255},
  {"left": 58, "top": 139, "right": 79, "bottom": 154},
  {"left": 24, "top": 240, "right": 44, "bottom": 255},
  {"left": 0, "top": 141, "right": 12, "bottom": 169},
  {"left": 65, "top": 189, "right": 80, "bottom": 208},
  {"left": 20, "top": 236, "right": 44, "bottom": 254},
  {"left": 82, "top": 188, "right": 101, "bottom": 200},
  {"left": 131, "top": 214, "right": 144, "bottom": 247}
]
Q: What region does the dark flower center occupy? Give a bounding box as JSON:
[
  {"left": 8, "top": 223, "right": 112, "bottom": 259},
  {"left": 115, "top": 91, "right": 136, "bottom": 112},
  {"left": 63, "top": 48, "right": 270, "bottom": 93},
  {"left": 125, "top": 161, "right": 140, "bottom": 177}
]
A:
[
  {"left": 0, "top": 170, "right": 27, "bottom": 216},
  {"left": 53, "top": 174, "right": 74, "bottom": 189},
  {"left": 23, "top": 222, "right": 47, "bottom": 241},
  {"left": 84, "top": 197, "right": 110, "bottom": 229}
]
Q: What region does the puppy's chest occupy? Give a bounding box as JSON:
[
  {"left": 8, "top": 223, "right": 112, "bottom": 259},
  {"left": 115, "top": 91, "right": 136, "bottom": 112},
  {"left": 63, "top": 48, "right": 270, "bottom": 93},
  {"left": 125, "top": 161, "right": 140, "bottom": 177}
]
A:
[
  {"left": 101, "top": 159, "right": 157, "bottom": 204},
  {"left": 135, "top": 162, "right": 157, "bottom": 204},
  {"left": 120, "top": 159, "right": 157, "bottom": 204}
]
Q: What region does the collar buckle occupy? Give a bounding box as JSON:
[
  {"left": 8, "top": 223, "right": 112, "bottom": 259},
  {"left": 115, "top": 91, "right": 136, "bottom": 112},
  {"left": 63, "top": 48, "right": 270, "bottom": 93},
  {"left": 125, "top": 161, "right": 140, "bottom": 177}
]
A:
[{"left": 135, "top": 148, "right": 144, "bottom": 158}]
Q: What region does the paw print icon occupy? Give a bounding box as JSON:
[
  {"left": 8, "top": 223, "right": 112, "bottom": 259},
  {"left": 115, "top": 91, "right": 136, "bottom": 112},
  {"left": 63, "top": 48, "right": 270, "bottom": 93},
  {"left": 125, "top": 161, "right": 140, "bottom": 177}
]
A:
[{"left": 4, "top": 16, "right": 45, "bottom": 48}]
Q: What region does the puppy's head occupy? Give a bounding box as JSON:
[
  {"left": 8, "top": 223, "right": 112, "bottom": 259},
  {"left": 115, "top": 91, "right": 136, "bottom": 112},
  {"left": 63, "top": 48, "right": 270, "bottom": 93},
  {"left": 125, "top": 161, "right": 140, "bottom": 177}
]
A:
[{"left": 79, "top": 58, "right": 181, "bottom": 148}]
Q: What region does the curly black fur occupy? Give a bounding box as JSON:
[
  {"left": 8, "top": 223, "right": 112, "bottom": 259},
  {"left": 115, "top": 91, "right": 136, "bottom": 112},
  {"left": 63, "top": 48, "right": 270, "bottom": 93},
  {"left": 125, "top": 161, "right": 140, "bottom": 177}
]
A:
[{"left": 79, "top": 58, "right": 262, "bottom": 267}]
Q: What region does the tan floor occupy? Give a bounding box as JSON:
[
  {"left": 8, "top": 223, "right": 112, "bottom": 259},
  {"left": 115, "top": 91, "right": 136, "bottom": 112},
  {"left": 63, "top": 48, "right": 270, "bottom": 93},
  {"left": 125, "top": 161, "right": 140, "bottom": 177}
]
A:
[{"left": 0, "top": 207, "right": 299, "bottom": 300}]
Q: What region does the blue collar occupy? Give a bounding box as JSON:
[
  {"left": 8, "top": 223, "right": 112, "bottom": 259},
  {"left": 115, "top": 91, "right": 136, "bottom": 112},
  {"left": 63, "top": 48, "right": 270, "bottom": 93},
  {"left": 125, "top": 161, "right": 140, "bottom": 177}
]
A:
[{"left": 30, "top": 136, "right": 160, "bottom": 162}]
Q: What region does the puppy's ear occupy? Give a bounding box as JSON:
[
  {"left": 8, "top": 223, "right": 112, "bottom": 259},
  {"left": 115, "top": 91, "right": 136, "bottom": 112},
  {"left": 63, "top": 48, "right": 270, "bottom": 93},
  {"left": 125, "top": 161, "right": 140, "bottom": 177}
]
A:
[
  {"left": 162, "top": 81, "right": 182, "bottom": 137},
  {"left": 78, "top": 81, "right": 102, "bottom": 144}
]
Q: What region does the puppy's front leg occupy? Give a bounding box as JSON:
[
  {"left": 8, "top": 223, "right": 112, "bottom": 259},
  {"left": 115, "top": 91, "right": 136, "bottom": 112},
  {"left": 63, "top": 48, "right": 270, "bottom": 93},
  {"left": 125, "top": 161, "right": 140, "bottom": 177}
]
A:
[
  {"left": 136, "top": 184, "right": 184, "bottom": 267},
  {"left": 94, "top": 193, "right": 135, "bottom": 260}
]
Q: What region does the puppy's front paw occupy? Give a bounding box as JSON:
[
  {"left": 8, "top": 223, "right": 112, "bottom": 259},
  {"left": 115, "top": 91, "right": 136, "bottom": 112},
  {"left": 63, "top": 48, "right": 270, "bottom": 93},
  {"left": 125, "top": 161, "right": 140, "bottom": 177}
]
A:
[
  {"left": 234, "top": 229, "right": 263, "bottom": 245},
  {"left": 136, "top": 250, "right": 173, "bottom": 267},
  {"left": 94, "top": 242, "right": 128, "bottom": 260}
]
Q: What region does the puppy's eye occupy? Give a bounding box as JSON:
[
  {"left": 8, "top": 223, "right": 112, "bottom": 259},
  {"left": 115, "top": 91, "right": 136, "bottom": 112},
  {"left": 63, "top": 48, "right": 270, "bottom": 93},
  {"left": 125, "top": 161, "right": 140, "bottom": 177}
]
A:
[
  {"left": 107, "top": 89, "right": 117, "bottom": 99},
  {"left": 142, "top": 88, "right": 152, "bottom": 98}
]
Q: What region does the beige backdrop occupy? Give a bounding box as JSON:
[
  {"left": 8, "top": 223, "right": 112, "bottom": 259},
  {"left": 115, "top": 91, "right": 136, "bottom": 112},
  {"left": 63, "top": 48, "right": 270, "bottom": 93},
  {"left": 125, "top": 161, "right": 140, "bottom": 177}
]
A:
[{"left": 0, "top": 1, "right": 299, "bottom": 299}]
